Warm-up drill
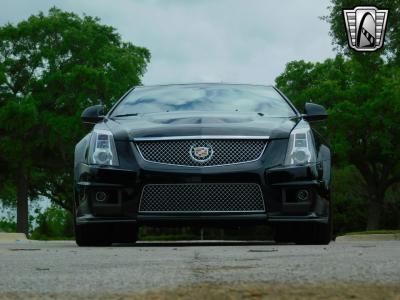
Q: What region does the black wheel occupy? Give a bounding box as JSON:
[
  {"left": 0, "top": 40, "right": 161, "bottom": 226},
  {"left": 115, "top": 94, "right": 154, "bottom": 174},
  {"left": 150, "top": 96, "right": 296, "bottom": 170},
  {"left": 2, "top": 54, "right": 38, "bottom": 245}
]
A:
[
  {"left": 273, "top": 215, "right": 332, "bottom": 245},
  {"left": 313, "top": 221, "right": 332, "bottom": 244},
  {"left": 294, "top": 204, "right": 333, "bottom": 245},
  {"left": 304, "top": 199, "right": 333, "bottom": 245},
  {"left": 294, "top": 221, "right": 332, "bottom": 245},
  {"left": 312, "top": 204, "right": 333, "bottom": 245},
  {"left": 75, "top": 224, "right": 112, "bottom": 247}
]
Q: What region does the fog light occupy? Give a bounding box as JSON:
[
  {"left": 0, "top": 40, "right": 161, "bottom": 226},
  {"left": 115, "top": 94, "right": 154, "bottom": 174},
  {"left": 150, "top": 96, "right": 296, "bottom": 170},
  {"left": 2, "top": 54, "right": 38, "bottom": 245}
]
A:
[
  {"left": 296, "top": 189, "right": 310, "bottom": 202},
  {"left": 95, "top": 191, "right": 107, "bottom": 202}
]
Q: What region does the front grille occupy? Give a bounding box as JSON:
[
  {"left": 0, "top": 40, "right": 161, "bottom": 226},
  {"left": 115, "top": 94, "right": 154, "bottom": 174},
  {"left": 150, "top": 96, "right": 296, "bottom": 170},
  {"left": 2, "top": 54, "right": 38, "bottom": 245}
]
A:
[
  {"left": 136, "top": 139, "right": 267, "bottom": 167},
  {"left": 139, "top": 183, "right": 265, "bottom": 213}
]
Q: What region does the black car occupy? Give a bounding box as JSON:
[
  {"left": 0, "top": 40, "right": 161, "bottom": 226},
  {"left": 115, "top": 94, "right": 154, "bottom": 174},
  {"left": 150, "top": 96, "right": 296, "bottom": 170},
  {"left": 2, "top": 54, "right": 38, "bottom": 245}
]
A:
[{"left": 74, "top": 83, "right": 332, "bottom": 246}]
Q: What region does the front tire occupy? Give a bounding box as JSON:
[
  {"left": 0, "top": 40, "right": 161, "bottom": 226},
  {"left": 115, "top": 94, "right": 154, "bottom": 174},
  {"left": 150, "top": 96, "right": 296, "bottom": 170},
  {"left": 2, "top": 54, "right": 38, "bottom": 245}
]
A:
[
  {"left": 273, "top": 211, "right": 332, "bottom": 245},
  {"left": 273, "top": 221, "right": 331, "bottom": 245},
  {"left": 294, "top": 221, "right": 332, "bottom": 245}
]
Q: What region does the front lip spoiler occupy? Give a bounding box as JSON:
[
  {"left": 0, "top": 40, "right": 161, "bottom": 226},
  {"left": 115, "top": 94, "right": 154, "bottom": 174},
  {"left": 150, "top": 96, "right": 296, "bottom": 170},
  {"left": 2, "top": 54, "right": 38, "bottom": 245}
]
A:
[
  {"left": 268, "top": 215, "right": 329, "bottom": 224},
  {"left": 76, "top": 214, "right": 328, "bottom": 225},
  {"left": 76, "top": 217, "right": 137, "bottom": 225}
]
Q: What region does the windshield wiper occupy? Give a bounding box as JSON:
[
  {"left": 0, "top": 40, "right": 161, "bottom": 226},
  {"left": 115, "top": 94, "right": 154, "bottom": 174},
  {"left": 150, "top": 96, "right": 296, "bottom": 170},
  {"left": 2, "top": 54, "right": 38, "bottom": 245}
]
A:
[{"left": 112, "top": 113, "right": 138, "bottom": 118}]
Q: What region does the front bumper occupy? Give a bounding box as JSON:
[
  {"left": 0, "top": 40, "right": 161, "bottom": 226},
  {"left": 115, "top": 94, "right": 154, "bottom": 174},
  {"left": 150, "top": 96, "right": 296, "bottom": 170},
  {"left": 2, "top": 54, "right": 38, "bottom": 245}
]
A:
[{"left": 74, "top": 161, "right": 330, "bottom": 226}]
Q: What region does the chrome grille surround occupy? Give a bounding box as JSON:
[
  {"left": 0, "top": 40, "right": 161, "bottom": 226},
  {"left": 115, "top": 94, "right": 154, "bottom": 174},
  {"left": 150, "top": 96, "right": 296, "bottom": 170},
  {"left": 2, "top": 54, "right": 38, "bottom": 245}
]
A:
[
  {"left": 135, "top": 136, "right": 268, "bottom": 167},
  {"left": 139, "top": 183, "right": 265, "bottom": 213}
]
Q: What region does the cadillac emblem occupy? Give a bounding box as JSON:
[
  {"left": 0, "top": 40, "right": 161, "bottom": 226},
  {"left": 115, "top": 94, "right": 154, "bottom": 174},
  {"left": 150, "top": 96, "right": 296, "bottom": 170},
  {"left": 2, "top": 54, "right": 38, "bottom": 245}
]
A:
[{"left": 189, "top": 144, "right": 213, "bottom": 163}]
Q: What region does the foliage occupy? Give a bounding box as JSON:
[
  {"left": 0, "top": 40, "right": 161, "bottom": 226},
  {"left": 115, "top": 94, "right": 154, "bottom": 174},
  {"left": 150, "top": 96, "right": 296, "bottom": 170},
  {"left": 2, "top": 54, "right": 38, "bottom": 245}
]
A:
[
  {"left": 276, "top": 0, "right": 400, "bottom": 230},
  {"left": 383, "top": 184, "right": 400, "bottom": 228},
  {"left": 0, "top": 219, "right": 16, "bottom": 232},
  {"left": 342, "top": 229, "right": 400, "bottom": 236},
  {"left": 30, "top": 205, "right": 74, "bottom": 240},
  {"left": 0, "top": 7, "right": 150, "bottom": 233},
  {"left": 332, "top": 166, "right": 367, "bottom": 233},
  {"left": 0, "top": 180, "right": 16, "bottom": 206},
  {"left": 276, "top": 56, "right": 400, "bottom": 229}
]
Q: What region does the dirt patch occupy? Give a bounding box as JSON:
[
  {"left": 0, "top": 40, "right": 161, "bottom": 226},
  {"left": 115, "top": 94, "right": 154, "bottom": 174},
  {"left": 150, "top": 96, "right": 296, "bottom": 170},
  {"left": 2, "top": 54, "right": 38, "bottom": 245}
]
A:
[
  {"left": 129, "top": 282, "right": 400, "bottom": 300},
  {"left": 1, "top": 282, "right": 399, "bottom": 300},
  {"left": 191, "top": 265, "right": 255, "bottom": 273},
  {"left": 337, "top": 234, "right": 400, "bottom": 241},
  {"left": 0, "top": 233, "right": 28, "bottom": 243}
]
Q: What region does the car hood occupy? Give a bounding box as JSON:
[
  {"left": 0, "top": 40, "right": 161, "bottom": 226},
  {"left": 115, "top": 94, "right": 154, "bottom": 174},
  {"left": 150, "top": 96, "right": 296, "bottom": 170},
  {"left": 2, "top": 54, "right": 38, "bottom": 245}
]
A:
[{"left": 105, "top": 111, "right": 299, "bottom": 140}]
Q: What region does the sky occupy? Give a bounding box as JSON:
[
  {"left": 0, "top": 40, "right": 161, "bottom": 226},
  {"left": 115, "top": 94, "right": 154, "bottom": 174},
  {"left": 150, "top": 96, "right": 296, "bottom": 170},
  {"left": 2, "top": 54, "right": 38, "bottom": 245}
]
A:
[{"left": 0, "top": 0, "right": 335, "bottom": 85}]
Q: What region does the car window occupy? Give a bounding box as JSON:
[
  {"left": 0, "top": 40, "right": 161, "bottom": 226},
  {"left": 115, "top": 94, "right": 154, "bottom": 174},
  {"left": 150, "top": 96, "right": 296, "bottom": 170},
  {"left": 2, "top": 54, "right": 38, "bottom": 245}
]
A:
[{"left": 111, "top": 84, "right": 296, "bottom": 117}]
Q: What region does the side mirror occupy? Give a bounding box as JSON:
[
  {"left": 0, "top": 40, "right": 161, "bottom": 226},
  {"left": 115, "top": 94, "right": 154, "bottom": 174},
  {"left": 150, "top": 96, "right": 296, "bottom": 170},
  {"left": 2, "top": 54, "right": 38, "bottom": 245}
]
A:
[
  {"left": 81, "top": 105, "right": 104, "bottom": 124},
  {"left": 303, "top": 102, "right": 328, "bottom": 121}
]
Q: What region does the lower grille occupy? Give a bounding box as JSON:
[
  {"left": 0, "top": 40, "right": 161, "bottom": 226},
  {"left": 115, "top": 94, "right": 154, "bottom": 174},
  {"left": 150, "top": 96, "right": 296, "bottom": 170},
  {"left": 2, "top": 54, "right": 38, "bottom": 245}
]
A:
[{"left": 139, "top": 183, "right": 265, "bottom": 213}]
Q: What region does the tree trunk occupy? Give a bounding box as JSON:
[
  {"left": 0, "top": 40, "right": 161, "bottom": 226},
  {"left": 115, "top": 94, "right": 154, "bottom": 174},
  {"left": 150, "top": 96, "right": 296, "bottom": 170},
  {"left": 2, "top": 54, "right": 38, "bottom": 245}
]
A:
[
  {"left": 357, "top": 162, "right": 392, "bottom": 231},
  {"left": 16, "top": 172, "right": 29, "bottom": 235},
  {"left": 366, "top": 198, "right": 381, "bottom": 230}
]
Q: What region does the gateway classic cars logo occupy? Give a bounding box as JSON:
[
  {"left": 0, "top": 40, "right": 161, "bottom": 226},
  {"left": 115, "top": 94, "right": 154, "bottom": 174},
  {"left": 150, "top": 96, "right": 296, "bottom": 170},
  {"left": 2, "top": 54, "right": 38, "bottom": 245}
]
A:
[{"left": 343, "top": 6, "right": 388, "bottom": 52}]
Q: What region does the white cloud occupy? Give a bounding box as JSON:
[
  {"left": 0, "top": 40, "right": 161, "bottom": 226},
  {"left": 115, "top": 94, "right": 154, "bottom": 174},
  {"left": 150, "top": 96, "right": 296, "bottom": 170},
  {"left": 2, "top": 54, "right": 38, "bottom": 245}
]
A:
[{"left": 0, "top": 0, "right": 335, "bottom": 85}]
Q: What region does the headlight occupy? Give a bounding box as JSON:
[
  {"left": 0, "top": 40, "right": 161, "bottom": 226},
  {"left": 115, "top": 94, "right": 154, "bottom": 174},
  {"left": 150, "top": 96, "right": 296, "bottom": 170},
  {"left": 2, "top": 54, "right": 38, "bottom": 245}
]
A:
[
  {"left": 284, "top": 121, "right": 316, "bottom": 166},
  {"left": 89, "top": 129, "right": 119, "bottom": 166}
]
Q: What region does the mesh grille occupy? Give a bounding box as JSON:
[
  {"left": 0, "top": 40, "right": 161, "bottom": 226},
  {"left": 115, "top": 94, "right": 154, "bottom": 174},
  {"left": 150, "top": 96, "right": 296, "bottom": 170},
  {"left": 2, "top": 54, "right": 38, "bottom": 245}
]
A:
[
  {"left": 139, "top": 183, "right": 265, "bottom": 213},
  {"left": 136, "top": 139, "right": 267, "bottom": 167}
]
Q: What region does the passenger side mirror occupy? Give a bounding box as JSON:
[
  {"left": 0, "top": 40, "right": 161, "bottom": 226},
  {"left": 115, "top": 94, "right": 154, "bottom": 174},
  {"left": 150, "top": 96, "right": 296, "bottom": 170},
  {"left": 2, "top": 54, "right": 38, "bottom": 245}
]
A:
[
  {"left": 81, "top": 105, "right": 105, "bottom": 124},
  {"left": 303, "top": 102, "right": 328, "bottom": 121}
]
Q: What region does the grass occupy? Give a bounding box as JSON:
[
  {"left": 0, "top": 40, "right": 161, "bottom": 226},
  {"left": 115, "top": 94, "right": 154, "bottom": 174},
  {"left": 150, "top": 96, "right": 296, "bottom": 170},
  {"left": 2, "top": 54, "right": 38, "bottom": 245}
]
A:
[
  {"left": 29, "top": 233, "right": 75, "bottom": 241},
  {"left": 139, "top": 234, "right": 198, "bottom": 241},
  {"left": 343, "top": 229, "right": 400, "bottom": 236}
]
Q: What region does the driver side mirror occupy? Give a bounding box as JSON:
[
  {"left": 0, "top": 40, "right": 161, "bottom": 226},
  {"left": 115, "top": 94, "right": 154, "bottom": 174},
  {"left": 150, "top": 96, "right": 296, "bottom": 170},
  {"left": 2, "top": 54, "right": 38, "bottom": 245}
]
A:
[
  {"left": 81, "top": 105, "right": 104, "bottom": 124},
  {"left": 303, "top": 102, "right": 327, "bottom": 121}
]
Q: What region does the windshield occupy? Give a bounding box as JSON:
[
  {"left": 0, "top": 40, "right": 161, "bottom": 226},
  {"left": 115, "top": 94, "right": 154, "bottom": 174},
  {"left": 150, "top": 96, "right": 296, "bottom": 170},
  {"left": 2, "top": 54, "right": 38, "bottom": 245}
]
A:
[{"left": 111, "top": 84, "right": 296, "bottom": 117}]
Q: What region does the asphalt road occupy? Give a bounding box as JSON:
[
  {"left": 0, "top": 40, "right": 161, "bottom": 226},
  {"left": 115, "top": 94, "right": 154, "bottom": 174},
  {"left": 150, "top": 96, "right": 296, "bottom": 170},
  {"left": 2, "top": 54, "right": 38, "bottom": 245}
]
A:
[{"left": 0, "top": 239, "right": 399, "bottom": 299}]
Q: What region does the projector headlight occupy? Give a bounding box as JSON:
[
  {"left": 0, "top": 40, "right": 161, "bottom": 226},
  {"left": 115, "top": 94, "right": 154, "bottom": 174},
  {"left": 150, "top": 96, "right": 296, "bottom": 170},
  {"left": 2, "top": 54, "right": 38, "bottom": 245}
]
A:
[
  {"left": 285, "top": 121, "right": 316, "bottom": 166},
  {"left": 89, "top": 129, "right": 119, "bottom": 166}
]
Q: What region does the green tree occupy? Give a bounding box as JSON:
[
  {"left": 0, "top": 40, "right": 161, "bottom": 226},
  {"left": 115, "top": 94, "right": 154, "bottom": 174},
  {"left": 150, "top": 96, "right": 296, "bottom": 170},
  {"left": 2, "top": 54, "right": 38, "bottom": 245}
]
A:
[
  {"left": 331, "top": 166, "right": 367, "bottom": 233},
  {"left": 276, "top": 0, "right": 400, "bottom": 230},
  {"left": 30, "top": 205, "right": 74, "bottom": 240},
  {"left": 0, "top": 8, "right": 150, "bottom": 234},
  {"left": 276, "top": 56, "right": 400, "bottom": 230}
]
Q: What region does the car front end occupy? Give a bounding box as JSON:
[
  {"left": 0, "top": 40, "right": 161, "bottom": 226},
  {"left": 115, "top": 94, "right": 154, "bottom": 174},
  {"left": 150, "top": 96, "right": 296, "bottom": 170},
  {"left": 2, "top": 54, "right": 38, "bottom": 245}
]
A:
[{"left": 74, "top": 84, "right": 332, "bottom": 246}]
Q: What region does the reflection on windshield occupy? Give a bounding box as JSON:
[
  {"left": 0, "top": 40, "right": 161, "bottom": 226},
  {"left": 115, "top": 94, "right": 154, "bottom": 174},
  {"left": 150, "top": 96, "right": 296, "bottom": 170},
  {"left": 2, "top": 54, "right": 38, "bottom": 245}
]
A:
[{"left": 112, "top": 84, "right": 296, "bottom": 117}]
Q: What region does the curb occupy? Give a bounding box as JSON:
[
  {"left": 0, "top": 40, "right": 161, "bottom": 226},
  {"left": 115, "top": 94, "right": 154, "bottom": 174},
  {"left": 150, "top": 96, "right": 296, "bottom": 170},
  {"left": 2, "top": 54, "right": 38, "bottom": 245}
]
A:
[
  {"left": 336, "top": 233, "right": 400, "bottom": 241},
  {"left": 0, "top": 233, "right": 28, "bottom": 243}
]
